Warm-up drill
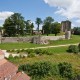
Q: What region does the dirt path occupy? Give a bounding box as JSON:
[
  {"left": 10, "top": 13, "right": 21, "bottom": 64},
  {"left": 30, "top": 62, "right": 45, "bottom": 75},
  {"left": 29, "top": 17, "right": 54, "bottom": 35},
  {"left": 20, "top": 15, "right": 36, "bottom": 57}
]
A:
[{"left": 25, "top": 43, "right": 79, "bottom": 50}]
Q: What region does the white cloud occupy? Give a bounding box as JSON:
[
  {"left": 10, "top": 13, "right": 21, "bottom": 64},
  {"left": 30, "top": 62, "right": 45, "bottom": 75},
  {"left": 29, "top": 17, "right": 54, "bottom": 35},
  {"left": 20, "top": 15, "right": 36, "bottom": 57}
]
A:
[
  {"left": 0, "top": 11, "right": 14, "bottom": 21},
  {"left": 75, "top": 19, "right": 80, "bottom": 23},
  {"left": 43, "top": 0, "right": 80, "bottom": 19}
]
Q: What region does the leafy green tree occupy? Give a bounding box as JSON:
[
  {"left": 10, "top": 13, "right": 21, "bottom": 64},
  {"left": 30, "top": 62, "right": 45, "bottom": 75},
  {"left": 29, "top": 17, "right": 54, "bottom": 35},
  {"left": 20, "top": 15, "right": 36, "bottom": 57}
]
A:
[
  {"left": 42, "top": 22, "right": 51, "bottom": 36},
  {"left": 35, "top": 18, "right": 42, "bottom": 32},
  {"left": 3, "top": 13, "right": 25, "bottom": 36},
  {"left": 30, "top": 23, "right": 34, "bottom": 35},
  {"left": 25, "top": 20, "right": 31, "bottom": 34},
  {"left": 73, "top": 27, "right": 80, "bottom": 35},
  {"left": 44, "top": 16, "right": 54, "bottom": 24},
  {"left": 43, "top": 16, "right": 54, "bottom": 36},
  {"left": 51, "top": 22, "right": 61, "bottom": 36},
  {"left": 25, "top": 20, "right": 34, "bottom": 35}
]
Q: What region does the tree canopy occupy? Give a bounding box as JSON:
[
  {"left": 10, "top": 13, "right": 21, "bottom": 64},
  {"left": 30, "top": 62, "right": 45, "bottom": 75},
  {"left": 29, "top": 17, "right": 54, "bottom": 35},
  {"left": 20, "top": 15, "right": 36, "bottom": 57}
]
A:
[
  {"left": 3, "top": 13, "right": 25, "bottom": 36},
  {"left": 35, "top": 18, "right": 42, "bottom": 32}
]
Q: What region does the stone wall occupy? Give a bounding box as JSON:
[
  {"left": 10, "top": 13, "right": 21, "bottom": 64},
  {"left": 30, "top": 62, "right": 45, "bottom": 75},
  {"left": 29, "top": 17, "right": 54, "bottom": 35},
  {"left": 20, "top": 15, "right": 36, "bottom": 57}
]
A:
[
  {"left": 1, "top": 36, "right": 33, "bottom": 43},
  {"left": 1, "top": 35, "right": 65, "bottom": 44}
]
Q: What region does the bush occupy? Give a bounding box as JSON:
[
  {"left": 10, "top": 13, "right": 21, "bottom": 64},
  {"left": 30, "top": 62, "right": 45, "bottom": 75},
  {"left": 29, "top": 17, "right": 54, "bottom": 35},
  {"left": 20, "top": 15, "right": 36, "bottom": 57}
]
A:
[
  {"left": 78, "top": 43, "right": 80, "bottom": 52},
  {"left": 58, "top": 62, "right": 73, "bottom": 79},
  {"left": 16, "top": 49, "right": 20, "bottom": 53},
  {"left": 67, "top": 45, "right": 79, "bottom": 54},
  {"left": 18, "top": 64, "right": 26, "bottom": 72},
  {"left": 18, "top": 61, "right": 53, "bottom": 79},
  {"left": 29, "top": 61, "right": 53, "bottom": 78},
  {"left": 8, "top": 54, "right": 13, "bottom": 59},
  {"left": 41, "top": 50, "right": 48, "bottom": 54},
  {"left": 28, "top": 53, "right": 35, "bottom": 57},
  {"left": 26, "top": 49, "right": 33, "bottom": 54},
  {"left": 18, "top": 64, "right": 31, "bottom": 73},
  {"left": 34, "top": 49, "right": 43, "bottom": 55}
]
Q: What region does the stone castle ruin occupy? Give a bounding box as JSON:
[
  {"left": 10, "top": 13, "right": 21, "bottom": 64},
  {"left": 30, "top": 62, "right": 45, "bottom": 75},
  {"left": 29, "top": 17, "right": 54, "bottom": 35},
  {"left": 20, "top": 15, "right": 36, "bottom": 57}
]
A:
[
  {"left": 0, "top": 20, "right": 71, "bottom": 44},
  {"left": 61, "top": 20, "right": 71, "bottom": 39}
]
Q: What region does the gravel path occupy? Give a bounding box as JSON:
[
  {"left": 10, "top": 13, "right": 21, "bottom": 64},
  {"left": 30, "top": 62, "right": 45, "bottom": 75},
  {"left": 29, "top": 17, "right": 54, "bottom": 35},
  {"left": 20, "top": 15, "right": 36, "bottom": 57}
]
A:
[{"left": 24, "top": 43, "right": 79, "bottom": 50}]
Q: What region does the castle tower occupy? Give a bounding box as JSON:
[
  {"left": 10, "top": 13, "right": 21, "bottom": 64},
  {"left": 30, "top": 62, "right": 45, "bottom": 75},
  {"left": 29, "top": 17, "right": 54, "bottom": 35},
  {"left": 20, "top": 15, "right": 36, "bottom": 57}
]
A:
[{"left": 61, "top": 20, "right": 71, "bottom": 32}]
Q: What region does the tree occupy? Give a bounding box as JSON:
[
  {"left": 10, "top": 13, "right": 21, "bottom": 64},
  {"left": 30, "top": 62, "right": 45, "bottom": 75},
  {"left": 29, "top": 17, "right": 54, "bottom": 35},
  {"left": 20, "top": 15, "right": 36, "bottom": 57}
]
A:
[
  {"left": 25, "top": 20, "right": 34, "bottom": 35},
  {"left": 44, "top": 16, "right": 54, "bottom": 24},
  {"left": 73, "top": 27, "right": 80, "bottom": 35},
  {"left": 43, "top": 16, "right": 54, "bottom": 36},
  {"left": 51, "top": 22, "right": 61, "bottom": 36},
  {"left": 35, "top": 18, "right": 42, "bottom": 32},
  {"left": 3, "top": 13, "right": 25, "bottom": 36},
  {"left": 42, "top": 22, "right": 51, "bottom": 36},
  {"left": 30, "top": 23, "right": 34, "bottom": 35}
]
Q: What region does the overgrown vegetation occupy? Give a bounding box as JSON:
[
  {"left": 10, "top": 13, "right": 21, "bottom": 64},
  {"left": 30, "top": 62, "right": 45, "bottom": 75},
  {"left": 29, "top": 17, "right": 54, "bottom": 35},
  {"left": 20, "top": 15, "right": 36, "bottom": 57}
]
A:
[
  {"left": 67, "top": 43, "right": 80, "bottom": 54},
  {"left": 18, "top": 61, "right": 77, "bottom": 80},
  {"left": 73, "top": 27, "right": 80, "bottom": 35},
  {"left": 67, "top": 45, "right": 79, "bottom": 54}
]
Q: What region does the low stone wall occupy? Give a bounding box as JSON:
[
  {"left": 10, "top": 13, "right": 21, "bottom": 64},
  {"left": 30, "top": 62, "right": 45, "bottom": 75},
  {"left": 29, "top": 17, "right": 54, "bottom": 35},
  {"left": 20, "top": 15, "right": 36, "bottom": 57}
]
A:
[
  {"left": 1, "top": 35, "right": 65, "bottom": 43},
  {"left": 41, "top": 35, "right": 65, "bottom": 41},
  {"left": 1, "top": 36, "right": 33, "bottom": 43}
]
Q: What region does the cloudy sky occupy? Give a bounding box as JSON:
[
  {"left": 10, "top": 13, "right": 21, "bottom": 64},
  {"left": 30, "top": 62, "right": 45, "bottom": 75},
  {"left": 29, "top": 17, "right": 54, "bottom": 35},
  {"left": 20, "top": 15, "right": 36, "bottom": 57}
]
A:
[{"left": 0, "top": 0, "right": 80, "bottom": 28}]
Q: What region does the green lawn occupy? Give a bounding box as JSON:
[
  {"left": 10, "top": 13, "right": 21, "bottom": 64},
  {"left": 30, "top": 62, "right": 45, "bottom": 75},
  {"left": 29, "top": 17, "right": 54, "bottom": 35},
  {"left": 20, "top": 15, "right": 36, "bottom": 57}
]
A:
[
  {"left": 9, "top": 53, "right": 80, "bottom": 72},
  {"left": 8, "top": 46, "right": 80, "bottom": 70},
  {"left": 41, "top": 46, "right": 68, "bottom": 54},
  {"left": 0, "top": 42, "right": 44, "bottom": 50},
  {"left": 7, "top": 45, "right": 80, "bottom": 80},
  {"left": 0, "top": 35, "right": 80, "bottom": 50},
  {"left": 49, "top": 35, "right": 80, "bottom": 45}
]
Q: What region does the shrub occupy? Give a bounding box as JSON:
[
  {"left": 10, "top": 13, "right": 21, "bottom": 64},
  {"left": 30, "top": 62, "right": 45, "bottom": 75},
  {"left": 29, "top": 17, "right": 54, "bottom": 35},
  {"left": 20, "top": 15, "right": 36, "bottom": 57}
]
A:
[
  {"left": 41, "top": 50, "right": 48, "bottom": 54},
  {"left": 16, "top": 49, "right": 20, "bottom": 53},
  {"left": 34, "top": 49, "right": 43, "bottom": 55},
  {"left": 7, "top": 50, "right": 11, "bottom": 52},
  {"left": 26, "top": 49, "right": 33, "bottom": 54},
  {"left": 67, "top": 45, "right": 79, "bottom": 54},
  {"left": 18, "top": 61, "right": 53, "bottom": 79},
  {"left": 18, "top": 64, "right": 31, "bottom": 73},
  {"left": 18, "top": 64, "right": 26, "bottom": 71},
  {"left": 58, "top": 62, "right": 73, "bottom": 79},
  {"left": 20, "top": 49, "right": 25, "bottom": 52},
  {"left": 78, "top": 43, "right": 80, "bottom": 52},
  {"left": 28, "top": 53, "right": 35, "bottom": 57},
  {"left": 29, "top": 61, "right": 53, "bottom": 78},
  {"left": 7, "top": 54, "right": 14, "bottom": 61}
]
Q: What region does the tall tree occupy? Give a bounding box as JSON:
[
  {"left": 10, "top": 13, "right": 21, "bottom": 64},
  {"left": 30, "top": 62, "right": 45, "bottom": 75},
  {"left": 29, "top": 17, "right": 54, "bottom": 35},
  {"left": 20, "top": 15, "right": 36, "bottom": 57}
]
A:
[
  {"left": 25, "top": 20, "right": 31, "bottom": 34},
  {"left": 51, "top": 22, "right": 61, "bottom": 36},
  {"left": 30, "top": 23, "right": 34, "bottom": 35},
  {"left": 43, "top": 16, "right": 54, "bottom": 36},
  {"left": 35, "top": 18, "right": 42, "bottom": 32},
  {"left": 73, "top": 27, "right": 80, "bottom": 35},
  {"left": 3, "top": 13, "right": 25, "bottom": 36},
  {"left": 44, "top": 16, "right": 54, "bottom": 24},
  {"left": 25, "top": 20, "right": 34, "bottom": 35}
]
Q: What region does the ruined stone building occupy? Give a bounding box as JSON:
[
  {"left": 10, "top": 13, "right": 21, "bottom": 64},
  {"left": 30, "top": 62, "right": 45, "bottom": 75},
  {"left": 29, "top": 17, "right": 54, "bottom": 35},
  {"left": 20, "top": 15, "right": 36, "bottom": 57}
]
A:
[{"left": 61, "top": 20, "right": 71, "bottom": 32}]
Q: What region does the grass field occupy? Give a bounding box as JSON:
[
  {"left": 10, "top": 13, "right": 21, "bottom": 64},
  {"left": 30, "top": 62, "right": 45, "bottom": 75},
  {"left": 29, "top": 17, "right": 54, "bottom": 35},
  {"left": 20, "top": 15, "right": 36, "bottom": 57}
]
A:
[
  {"left": 0, "top": 35, "right": 80, "bottom": 50},
  {"left": 49, "top": 35, "right": 80, "bottom": 45},
  {"left": 9, "top": 52, "right": 80, "bottom": 72},
  {"left": 8, "top": 46, "right": 80, "bottom": 71}
]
